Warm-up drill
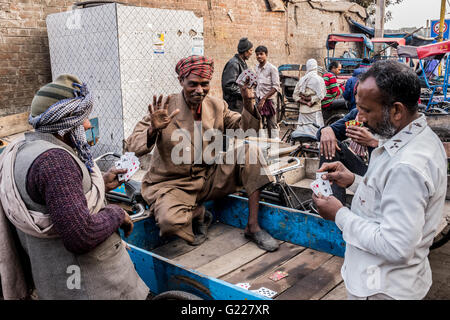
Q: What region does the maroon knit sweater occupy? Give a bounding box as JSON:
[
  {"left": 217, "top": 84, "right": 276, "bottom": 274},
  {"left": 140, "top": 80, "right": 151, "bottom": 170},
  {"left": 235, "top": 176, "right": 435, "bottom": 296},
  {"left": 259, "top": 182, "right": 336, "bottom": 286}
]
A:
[{"left": 26, "top": 148, "right": 125, "bottom": 254}]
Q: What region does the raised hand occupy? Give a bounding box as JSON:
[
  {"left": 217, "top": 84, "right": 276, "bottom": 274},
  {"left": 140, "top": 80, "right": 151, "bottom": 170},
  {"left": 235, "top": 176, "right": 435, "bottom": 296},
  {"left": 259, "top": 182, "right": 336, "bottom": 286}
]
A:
[
  {"left": 148, "top": 95, "right": 180, "bottom": 132},
  {"left": 239, "top": 76, "right": 255, "bottom": 101}
]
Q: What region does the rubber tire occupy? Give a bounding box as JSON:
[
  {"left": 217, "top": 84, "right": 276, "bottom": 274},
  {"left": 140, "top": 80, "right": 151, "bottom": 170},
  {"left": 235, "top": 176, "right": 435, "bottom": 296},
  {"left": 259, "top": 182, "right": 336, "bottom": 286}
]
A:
[{"left": 151, "top": 290, "right": 204, "bottom": 300}]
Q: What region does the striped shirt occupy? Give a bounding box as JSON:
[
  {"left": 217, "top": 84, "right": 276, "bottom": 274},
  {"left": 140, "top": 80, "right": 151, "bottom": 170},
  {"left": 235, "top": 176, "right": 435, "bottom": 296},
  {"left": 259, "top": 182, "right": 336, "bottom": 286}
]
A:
[{"left": 321, "top": 72, "right": 345, "bottom": 108}]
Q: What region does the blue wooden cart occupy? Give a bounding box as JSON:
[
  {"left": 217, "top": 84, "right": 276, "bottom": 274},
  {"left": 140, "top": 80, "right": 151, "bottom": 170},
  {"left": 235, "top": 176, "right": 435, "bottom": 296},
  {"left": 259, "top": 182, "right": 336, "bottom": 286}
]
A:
[{"left": 120, "top": 192, "right": 346, "bottom": 300}]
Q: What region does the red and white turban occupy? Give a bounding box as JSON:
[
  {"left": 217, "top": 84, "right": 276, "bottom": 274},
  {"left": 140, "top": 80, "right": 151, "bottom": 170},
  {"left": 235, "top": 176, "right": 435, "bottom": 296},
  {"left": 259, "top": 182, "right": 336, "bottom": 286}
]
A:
[{"left": 175, "top": 55, "right": 214, "bottom": 80}]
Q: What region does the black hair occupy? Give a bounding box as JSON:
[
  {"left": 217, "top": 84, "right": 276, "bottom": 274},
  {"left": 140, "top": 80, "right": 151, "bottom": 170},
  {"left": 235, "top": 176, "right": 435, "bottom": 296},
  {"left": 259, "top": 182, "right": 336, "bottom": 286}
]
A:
[
  {"left": 255, "top": 45, "right": 268, "bottom": 54},
  {"left": 361, "top": 58, "right": 371, "bottom": 64},
  {"left": 328, "top": 61, "right": 340, "bottom": 71},
  {"left": 359, "top": 60, "right": 421, "bottom": 113}
]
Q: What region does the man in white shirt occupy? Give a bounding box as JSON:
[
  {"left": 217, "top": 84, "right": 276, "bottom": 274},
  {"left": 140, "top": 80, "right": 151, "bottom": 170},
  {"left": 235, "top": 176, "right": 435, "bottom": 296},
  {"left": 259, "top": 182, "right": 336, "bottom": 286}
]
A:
[
  {"left": 313, "top": 60, "right": 448, "bottom": 300},
  {"left": 254, "top": 45, "right": 281, "bottom": 137}
]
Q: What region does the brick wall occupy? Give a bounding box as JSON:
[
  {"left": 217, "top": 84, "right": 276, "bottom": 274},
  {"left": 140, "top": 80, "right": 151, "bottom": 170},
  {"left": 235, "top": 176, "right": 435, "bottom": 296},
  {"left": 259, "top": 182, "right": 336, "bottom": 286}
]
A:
[{"left": 0, "top": 0, "right": 364, "bottom": 116}]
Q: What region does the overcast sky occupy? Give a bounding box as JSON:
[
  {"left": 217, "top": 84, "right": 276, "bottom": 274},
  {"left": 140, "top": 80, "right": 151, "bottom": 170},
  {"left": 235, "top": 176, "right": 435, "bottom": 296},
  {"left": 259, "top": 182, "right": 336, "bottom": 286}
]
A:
[{"left": 384, "top": 0, "right": 450, "bottom": 30}]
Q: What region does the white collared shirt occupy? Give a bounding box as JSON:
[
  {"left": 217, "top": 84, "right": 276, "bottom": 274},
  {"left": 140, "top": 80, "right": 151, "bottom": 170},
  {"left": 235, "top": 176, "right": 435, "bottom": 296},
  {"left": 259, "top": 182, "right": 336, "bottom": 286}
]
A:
[
  {"left": 254, "top": 62, "right": 281, "bottom": 102},
  {"left": 335, "top": 114, "right": 448, "bottom": 299}
]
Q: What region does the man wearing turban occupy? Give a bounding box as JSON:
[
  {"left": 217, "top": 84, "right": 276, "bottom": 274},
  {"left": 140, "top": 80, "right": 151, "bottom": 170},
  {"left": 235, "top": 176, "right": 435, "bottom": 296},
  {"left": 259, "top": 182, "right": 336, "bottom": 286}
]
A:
[
  {"left": 126, "top": 55, "right": 279, "bottom": 252},
  {"left": 0, "top": 75, "right": 149, "bottom": 299}
]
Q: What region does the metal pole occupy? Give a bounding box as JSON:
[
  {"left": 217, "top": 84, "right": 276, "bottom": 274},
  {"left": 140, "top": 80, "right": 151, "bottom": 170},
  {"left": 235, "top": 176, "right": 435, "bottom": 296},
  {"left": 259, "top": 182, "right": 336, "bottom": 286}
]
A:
[
  {"left": 438, "top": 0, "right": 446, "bottom": 75},
  {"left": 374, "top": 0, "right": 386, "bottom": 53}
]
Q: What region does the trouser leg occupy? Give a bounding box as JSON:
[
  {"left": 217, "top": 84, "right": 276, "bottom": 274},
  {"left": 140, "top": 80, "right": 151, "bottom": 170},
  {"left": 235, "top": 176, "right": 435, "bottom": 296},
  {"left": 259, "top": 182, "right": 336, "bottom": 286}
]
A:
[
  {"left": 265, "top": 114, "right": 278, "bottom": 139},
  {"left": 151, "top": 191, "right": 205, "bottom": 243}
]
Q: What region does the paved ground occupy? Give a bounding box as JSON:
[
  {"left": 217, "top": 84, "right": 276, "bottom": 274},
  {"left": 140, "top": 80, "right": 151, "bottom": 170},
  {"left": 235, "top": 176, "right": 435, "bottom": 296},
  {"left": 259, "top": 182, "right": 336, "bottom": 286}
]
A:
[{"left": 426, "top": 237, "right": 450, "bottom": 299}]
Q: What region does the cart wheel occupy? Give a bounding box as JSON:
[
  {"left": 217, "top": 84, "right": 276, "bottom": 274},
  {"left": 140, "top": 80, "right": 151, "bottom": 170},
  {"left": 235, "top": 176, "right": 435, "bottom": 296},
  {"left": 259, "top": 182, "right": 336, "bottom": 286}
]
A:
[
  {"left": 431, "top": 223, "right": 450, "bottom": 250},
  {"left": 151, "top": 290, "right": 204, "bottom": 300},
  {"left": 325, "top": 113, "right": 346, "bottom": 126},
  {"left": 277, "top": 93, "right": 286, "bottom": 122}
]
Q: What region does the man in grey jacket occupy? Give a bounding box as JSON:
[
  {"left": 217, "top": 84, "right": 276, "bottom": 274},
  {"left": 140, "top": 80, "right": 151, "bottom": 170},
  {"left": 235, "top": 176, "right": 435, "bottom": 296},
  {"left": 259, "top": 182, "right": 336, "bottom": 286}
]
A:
[{"left": 221, "top": 37, "right": 253, "bottom": 113}]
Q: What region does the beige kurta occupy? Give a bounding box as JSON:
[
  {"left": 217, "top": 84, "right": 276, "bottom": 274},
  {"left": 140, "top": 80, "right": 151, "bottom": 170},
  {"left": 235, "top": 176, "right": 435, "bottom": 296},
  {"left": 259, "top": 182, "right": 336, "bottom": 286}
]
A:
[{"left": 125, "top": 92, "right": 274, "bottom": 242}]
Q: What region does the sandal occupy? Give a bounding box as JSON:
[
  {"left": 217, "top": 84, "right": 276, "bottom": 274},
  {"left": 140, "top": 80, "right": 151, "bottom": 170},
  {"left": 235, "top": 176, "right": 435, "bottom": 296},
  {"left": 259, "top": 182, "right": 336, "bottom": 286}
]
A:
[
  {"left": 244, "top": 229, "right": 279, "bottom": 252},
  {"left": 190, "top": 210, "right": 213, "bottom": 246}
]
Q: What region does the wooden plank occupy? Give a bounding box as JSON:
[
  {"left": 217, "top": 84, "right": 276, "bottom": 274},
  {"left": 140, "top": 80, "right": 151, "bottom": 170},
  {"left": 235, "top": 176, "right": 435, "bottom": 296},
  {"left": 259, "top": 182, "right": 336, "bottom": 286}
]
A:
[
  {"left": 212, "top": 195, "right": 346, "bottom": 257},
  {"left": 128, "top": 244, "right": 268, "bottom": 300},
  {"left": 276, "top": 255, "right": 343, "bottom": 300},
  {"left": 221, "top": 242, "right": 306, "bottom": 284},
  {"left": 196, "top": 241, "right": 273, "bottom": 278},
  {"left": 171, "top": 226, "right": 250, "bottom": 269},
  {"left": 152, "top": 223, "right": 234, "bottom": 259},
  {"left": 320, "top": 281, "right": 347, "bottom": 300},
  {"left": 249, "top": 248, "right": 333, "bottom": 298},
  {"left": 0, "top": 112, "right": 32, "bottom": 138}
]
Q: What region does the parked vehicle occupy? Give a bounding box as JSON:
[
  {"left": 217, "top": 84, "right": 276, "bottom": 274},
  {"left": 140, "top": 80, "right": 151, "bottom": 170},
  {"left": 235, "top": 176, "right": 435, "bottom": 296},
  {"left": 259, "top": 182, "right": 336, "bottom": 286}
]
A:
[
  {"left": 398, "top": 40, "right": 450, "bottom": 114},
  {"left": 276, "top": 64, "right": 301, "bottom": 122},
  {"left": 371, "top": 37, "right": 406, "bottom": 60},
  {"left": 325, "top": 33, "right": 374, "bottom": 78}
]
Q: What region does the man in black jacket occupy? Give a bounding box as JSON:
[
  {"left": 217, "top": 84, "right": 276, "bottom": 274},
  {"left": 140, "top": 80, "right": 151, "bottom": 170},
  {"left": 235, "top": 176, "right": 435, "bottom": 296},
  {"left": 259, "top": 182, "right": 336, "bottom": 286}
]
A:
[{"left": 221, "top": 37, "right": 253, "bottom": 112}]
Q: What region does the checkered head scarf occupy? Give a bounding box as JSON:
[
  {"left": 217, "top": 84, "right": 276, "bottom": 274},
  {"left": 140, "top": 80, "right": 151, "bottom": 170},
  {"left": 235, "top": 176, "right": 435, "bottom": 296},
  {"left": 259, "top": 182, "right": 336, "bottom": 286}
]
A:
[
  {"left": 175, "top": 55, "right": 214, "bottom": 80},
  {"left": 28, "top": 79, "right": 95, "bottom": 172}
]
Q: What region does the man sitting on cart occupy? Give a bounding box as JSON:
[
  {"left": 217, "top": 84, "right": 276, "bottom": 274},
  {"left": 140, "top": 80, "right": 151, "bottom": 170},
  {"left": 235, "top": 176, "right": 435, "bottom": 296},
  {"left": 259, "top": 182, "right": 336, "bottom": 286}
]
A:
[{"left": 125, "top": 55, "right": 279, "bottom": 252}]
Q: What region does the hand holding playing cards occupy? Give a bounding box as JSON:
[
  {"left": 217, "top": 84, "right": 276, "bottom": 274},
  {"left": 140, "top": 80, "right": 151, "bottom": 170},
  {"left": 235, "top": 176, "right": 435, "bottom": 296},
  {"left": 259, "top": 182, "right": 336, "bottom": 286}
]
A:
[
  {"left": 312, "top": 193, "right": 343, "bottom": 222},
  {"left": 318, "top": 161, "right": 355, "bottom": 189},
  {"left": 239, "top": 76, "right": 255, "bottom": 101},
  {"left": 120, "top": 212, "right": 134, "bottom": 238},
  {"left": 103, "top": 167, "right": 128, "bottom": 193},
  {"left": 148, "top": 95, "right": 179, "bottom": 134},
  {"left": 115, "top": 152, "right": 140, "bottom": 182},
  {"left": 346, "top": 126, "right": 378, "bottom": 148}
]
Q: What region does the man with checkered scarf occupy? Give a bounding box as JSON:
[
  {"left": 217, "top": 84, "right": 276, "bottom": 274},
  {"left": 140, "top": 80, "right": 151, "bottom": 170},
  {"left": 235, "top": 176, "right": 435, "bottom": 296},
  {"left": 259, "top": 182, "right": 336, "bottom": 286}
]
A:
[
  {"left": 0, "top": 74, "right": 149, "bottom": 300},
  {"left": 126, "top": 55, "right": 279, "bottom": 252}
]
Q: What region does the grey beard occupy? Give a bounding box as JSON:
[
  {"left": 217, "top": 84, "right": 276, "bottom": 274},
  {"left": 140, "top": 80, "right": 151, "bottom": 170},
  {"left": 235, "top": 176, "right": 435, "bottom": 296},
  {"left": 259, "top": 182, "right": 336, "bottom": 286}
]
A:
[{"left": 367, "top": 107, "right": 397, "bottom": 139}]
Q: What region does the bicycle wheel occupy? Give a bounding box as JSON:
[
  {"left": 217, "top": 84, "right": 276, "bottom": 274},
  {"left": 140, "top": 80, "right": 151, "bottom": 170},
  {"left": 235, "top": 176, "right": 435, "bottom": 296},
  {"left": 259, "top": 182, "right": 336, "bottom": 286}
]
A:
[{"left": 277, "top": 93, "right": 286, "bottom": 122}]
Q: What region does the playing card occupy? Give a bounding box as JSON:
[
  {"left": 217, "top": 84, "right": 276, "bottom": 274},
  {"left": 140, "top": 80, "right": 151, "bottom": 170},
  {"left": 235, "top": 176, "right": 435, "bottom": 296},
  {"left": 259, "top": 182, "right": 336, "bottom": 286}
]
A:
[
  {"left": 235, "top": 282, "right": 251, "bottom": 290},
  {"left": 316, "top": 171, "right": 327, "bottom": 180},
  {"left": 318, "top": 178, "right": 332, "bottom": 197},
  {"left": 236, "top": 69, "right": 257, "bottom": 88},
  {"left": 310, "top": 179, "right": 321, "bottom": 196},
  {"left": 254, "top": 287, "right": 277, "bottom": 299},
  {"left": 269, "top": 271, "right": 288, "bottom": 282},
  {"left": 311, "top": 176, "right": 332, "bottom": 197},
  {"left": 117, "top": 152, "right": 140, "bottom": 182}
]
